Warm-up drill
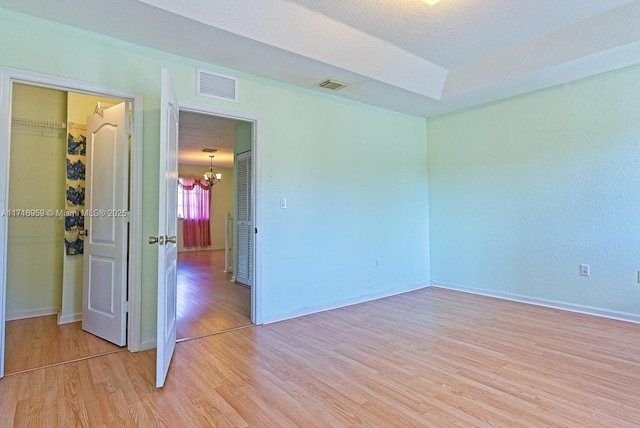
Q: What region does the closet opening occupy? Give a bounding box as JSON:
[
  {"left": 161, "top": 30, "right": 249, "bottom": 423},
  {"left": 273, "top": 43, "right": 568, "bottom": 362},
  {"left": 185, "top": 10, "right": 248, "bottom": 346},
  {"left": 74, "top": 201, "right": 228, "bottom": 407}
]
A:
[{"left": 1, "top": 80, "right": 139, "bottom": 376}]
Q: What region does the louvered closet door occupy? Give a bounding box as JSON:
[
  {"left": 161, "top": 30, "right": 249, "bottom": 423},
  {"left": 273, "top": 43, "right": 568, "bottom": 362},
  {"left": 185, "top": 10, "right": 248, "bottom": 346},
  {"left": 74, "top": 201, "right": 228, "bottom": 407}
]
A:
[{"left": 236, "top": 151, "right": 253, "bottom": 286}]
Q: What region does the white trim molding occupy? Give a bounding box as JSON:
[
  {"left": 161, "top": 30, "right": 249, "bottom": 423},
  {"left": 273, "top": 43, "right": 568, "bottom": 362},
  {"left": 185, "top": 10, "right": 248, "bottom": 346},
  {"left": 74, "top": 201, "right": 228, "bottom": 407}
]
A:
[
  {"left": 431, "top": 282, "right": 640, "bottom": 325},
  {"left": 5, "top": 307, "right": 59, "bottom": 321},
  {"left": 58, "top": 312, "right": 82, "bottom": 325},
  {"left": 0, "top": 67, "right": 9, "bottom": 378}
]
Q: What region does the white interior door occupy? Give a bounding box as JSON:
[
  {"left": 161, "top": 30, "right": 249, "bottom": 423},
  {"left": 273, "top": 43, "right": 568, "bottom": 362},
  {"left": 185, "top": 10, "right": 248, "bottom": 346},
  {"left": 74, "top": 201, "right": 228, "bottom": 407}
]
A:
[
  {"left": 82, "top": 102, "right": 129, "bottom": 346},
  {"left": 236, "top": 151, "right": 253, "bottom": 286},
  {"left": 155, "top": 68, "right": 179, "bottom": 388}
]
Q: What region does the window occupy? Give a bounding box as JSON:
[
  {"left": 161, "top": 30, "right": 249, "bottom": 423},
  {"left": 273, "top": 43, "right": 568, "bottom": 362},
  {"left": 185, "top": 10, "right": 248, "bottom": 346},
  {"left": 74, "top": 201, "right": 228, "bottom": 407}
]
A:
[{"left": 177, "top": 177, "right": 211, "bottom": 247}]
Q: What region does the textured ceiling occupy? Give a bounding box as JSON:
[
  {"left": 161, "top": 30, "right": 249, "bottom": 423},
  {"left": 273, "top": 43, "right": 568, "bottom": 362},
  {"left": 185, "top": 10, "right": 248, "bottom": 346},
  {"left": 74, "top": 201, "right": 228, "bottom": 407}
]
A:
[
  {"left": 178, "top": 112, "right": 238, "bottom": 167},
  {"left": 285, "top": 0, "right": 633, "bottom": 68},
  {"left": 1, "top": 0, "right": 639, "bottom": 119}
]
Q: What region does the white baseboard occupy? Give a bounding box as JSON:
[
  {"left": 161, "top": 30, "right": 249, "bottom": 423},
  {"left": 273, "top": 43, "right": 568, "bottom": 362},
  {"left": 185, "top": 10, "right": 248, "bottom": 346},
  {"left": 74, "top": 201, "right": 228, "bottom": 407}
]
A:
[
  {"left": 262, "top": 282, "right": 431, "bottom": 325},
  {"left": 431, "top": 282, "right": 640, "bottom": 325},
  {"left": 5, "top": 306, "right": 59, "bottom": 321},
  {"left": 140, "top": 339, "right": 156, "bottom": 351},
  {"left": 58, "top": 312, "right": 81, "bottom": 324}
]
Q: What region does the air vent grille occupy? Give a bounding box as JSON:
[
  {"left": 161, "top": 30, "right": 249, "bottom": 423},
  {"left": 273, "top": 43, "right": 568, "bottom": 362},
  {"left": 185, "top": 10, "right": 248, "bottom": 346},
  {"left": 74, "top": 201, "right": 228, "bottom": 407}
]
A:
[
  {"left": 197, "top": 69, "right": 238, "bottom": 102},
  {"left": 317, "top": 78, "right": 349, "bottom": 91}
]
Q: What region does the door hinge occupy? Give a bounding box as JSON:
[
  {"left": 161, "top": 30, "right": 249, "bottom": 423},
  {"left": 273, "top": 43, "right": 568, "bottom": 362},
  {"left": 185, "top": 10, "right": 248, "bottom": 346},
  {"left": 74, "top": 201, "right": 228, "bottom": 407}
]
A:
[
  {"left": 123, "top": 301, "right": 129, "bottom": 313},
  {"left": 124, "top": 210, "right": 132, "bottom": 223},
  {"left": 125, "top": 123, "right": 132, "bottom": 136},
  {"left": 255, "top": 227, "right": 258, "bottom": 234}
]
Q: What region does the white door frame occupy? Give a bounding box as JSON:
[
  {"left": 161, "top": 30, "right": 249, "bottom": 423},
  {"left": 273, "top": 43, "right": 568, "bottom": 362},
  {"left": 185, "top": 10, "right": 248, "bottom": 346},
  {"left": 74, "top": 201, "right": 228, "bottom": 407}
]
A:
[
  {"left": 179, "top": 100, "right": 262, "bottom": 324},
  {"left": 0, "top": 66, "right": 144, "bottom": 378}
]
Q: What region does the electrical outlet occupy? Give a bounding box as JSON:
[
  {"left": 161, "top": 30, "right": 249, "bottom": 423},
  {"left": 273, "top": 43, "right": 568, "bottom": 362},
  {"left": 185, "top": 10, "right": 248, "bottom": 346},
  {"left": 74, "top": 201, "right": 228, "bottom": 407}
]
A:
[
  {"left": 579, "top": 264, "right": 590, "bottom": 277},
  {"left": 375, "top": 259, "right": 379, "bottom": 268}
]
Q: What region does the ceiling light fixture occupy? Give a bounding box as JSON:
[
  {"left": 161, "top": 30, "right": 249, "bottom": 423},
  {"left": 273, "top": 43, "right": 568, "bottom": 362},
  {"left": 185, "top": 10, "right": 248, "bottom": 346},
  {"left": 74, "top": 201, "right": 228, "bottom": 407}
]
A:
[
  {"left": 423, "top": 0, "right": 441, "bottom": 5},
  {"left": 203, "top": 154, "right": 222, "bottom": 186}
]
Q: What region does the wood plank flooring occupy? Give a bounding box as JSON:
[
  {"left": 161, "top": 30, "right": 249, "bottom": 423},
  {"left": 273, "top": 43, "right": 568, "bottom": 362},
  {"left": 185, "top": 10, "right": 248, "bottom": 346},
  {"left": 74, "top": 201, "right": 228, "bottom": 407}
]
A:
[
  {"left": 2, "top": 287, "right": 640, "bottom": 427},
  {"left": 4, "top": 315, "right": 122, "bottom": 375},
  {"left": 177, "top": 249, "right": 251, "bottom": 340}
]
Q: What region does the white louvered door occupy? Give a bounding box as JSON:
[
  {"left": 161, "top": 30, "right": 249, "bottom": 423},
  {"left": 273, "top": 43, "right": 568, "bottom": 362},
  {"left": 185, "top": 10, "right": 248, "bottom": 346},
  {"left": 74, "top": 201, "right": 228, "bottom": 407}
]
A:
[{"left": 236, "top": 151, "right": 252, "bottom": 286}]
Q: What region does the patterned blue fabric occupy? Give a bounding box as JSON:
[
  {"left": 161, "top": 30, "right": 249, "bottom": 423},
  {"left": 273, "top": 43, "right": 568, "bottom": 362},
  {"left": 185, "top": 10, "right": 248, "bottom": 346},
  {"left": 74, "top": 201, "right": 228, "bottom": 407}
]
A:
[
  {"left": 66, "top": 128, "right": 87, "bottom": 255},
  {"left": 67, "top": 133, "right": 86, "bottom": 155},
  {"left": 65, "top": 214, "right": 84, "bottom": 230},
  {"left": 66, "top": 159, "right": 86, "bottom": 180},
  {"left": 64, "top": 237, "right": 84, "bottom": 255},
  {"left": 66, "top": 185, "right": 85, "bottom": 206}
]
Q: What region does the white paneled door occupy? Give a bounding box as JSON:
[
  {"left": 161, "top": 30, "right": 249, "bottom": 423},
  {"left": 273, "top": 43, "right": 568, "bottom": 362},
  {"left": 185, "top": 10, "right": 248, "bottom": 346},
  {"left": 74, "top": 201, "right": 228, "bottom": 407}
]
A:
[
  {"left": 82, "top": 102, "right": 129, "bottom": 346},
  {"left": 155, "top": 68, "right": 179, "bottom": 388}
]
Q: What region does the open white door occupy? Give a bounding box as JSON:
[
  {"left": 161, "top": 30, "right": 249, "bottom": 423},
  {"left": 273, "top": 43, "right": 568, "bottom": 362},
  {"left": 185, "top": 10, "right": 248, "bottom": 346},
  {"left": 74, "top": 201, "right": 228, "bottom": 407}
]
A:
[
  {"left": 155, "top": 68, "right": 179, "bottom": 388},
  {"left": 82, "top": 102, "right": 129, "bottom": 346}
]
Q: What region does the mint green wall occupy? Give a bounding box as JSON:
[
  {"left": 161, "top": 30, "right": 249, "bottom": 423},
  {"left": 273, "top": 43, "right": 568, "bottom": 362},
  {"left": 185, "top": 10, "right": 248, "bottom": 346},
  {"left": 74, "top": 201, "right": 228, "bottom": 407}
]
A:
[
  {"left": 428, "top": 65, "right": 640, "bottom": 314},
  {"left": 262, "top": 102, "right": 429, "bottom": 318},
  {"left": 0, "top": 8, "right": 430, "bottom": 341},
  {"left": 234, "top": 122, "right": 252, "bottom": 154}
]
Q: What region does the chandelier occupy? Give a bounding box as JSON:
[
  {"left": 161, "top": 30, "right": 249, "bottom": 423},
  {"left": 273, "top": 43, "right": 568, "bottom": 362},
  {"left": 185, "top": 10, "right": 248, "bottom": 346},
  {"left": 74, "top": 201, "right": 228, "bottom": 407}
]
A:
[{"left": 203, "top": 154, "right": 222, "bottom": 186}]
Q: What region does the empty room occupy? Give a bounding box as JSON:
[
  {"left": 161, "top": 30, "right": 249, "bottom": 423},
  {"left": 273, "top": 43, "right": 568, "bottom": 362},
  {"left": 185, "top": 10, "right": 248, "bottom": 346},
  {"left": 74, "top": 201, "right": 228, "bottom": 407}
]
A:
[{"left": 1, "top": 1, "right": 639, "bottom": 426}]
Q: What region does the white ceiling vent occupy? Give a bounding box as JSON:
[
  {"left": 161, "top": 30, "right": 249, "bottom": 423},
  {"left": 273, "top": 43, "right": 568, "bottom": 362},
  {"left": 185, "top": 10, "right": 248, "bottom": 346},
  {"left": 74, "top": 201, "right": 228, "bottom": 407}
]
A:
[
  {"left": 197, "top": 69, "right": 238, "bottom": 102},
  {"left": 317, "top": 78, "right": 349, "bottom": 91}
]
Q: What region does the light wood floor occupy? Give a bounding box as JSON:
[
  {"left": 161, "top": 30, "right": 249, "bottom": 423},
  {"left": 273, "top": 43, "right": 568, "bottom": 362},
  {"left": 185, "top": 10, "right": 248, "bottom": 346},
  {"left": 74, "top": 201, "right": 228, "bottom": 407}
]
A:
[
  {"left": 177, "top": 249, "right": 251, "bottom": 340},
  {"left": 4, "top": 315, "right": 122, "bottom": 375},
  {"left": 3, "top": 249, "right": 249, "bottom": 375},
  {"left": 2, "top": 287, "right": 640, "bottom": 427}
]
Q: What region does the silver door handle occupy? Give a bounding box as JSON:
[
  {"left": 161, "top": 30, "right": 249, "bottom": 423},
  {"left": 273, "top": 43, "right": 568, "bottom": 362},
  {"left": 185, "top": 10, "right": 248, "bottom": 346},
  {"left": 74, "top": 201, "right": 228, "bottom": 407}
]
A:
[
  {"left": 149, "top": 236, "right": 169, "bottom": 245},
  {"left": 78, "top": 229, "right": 88, "bottom": 237},
  {"left": 165, "top": 235, "right": 177, "bottom": 244}
]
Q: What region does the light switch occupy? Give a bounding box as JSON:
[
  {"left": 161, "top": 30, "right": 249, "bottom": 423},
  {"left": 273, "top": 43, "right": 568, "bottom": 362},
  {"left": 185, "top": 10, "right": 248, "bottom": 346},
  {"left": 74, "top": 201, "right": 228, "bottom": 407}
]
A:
[
  {"left": 280, "top": 198, "right": 287, "bottom": 209},
  {"left": 579, "top": 264, "right": 590, "bottom": 276}
]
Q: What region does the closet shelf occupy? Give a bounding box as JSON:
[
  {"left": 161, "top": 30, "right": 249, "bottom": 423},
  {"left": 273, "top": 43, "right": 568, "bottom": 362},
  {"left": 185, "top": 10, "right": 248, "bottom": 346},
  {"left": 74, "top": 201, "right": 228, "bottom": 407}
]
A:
[{"left": 11, "top": 117, "right": 66, "bottom": 130}]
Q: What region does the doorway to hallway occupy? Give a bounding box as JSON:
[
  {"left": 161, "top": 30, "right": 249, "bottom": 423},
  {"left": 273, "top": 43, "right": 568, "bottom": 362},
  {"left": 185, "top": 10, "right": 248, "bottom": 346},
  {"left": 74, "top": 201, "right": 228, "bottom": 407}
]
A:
[{"left": 174, "top": 109, "right": 254, "bottom": 341}]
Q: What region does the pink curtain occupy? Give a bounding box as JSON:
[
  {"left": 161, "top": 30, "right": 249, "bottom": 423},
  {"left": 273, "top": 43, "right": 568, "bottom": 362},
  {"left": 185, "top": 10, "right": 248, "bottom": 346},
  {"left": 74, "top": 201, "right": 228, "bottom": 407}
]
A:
[{"left": 179, "top": 177, "right": 211, "bottom": 247}]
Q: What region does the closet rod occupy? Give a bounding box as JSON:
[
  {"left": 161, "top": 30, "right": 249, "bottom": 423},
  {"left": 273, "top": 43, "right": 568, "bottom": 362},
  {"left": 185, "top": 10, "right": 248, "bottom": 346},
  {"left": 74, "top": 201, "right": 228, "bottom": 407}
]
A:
[{"left": 11, "top": 117, "right": 66, "bottom": 130}]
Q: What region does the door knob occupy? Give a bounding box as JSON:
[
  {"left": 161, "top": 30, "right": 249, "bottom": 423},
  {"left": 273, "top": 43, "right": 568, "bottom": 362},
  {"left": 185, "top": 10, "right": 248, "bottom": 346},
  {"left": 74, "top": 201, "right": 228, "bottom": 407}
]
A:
[
  {"left": 149, "top": 236, "right": 167, "bottom": 245},
  {"left": 165, "top": 235, "right": 177, "bottom": 244},
  {"left": 78, "top": 229, "right": 88, "bottom": 237}
]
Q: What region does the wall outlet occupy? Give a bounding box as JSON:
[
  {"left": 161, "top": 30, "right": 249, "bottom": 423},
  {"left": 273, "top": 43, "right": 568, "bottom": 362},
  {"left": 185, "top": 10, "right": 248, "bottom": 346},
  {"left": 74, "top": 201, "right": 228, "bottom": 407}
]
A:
[
  {"left": 374, "top": 259, "right": 379, "bottom": 268},
  {"left": 579, "top": 264, "right": 590, "bottom": 276}
]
